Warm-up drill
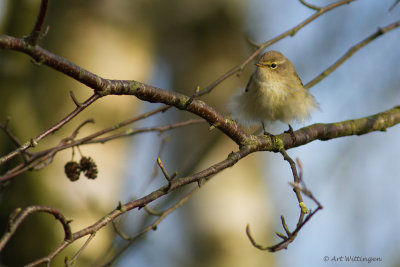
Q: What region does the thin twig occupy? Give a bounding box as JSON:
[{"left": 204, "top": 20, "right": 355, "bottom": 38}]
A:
[
  {"left": 25, "top": 146, "right": 252, "bottom": 266},
  {"left": 389, "top": 0, "right": 400, "bottom": 11},
  {"left": 103, "top": 186, "right": 201, "bottom": 266},
  {"left": 70, "top": 119, "right": 95, "bottom": 140},
  {"left": 2, "top": 104, "right": 400, "bottom": 187},
  {"left": 111, "top": 221, "right": 132, "bottom": 241},
  {"left": 299, "top": 0, "right": 321, "bottom": 11},
  {"left": 144, "top": 205, "right": 164, "bottom": 216},
  {"left": 157, "top": 157, "right": 178, "bottom": 191},
  {"left": 4, "top": 12, "right": 396, "bottom": 150},
  {"left": 296, "top": 158, "right": 303, "bottom": 182},
  {"left": 18, "top": 101, "right": 400, "bottom": 263},
  {"left": 0, "top": 105, "right": 169, "bottom": 180},
  {"left": 65, "top": 233, "right": 96, "bottom": 266},
  {"left": 198, "top": 0, "right": 355, "bottom": 96},
  {"left": 157, "top": 157, "right": 171, "bottom": 181},
  {"left": 87, "top": 119, "right": 204, "bottom": 144},
  {"left": 246, "top": 151, "right": 323, "bottom": 252},
  {"left": 0, "top": 118, "right": 201, "bottom": 185},
  {"left": 70, "top": 91, "right": 82, "bottom": 107},
  {"left": 0, "top": 118, "right": 20, "bottom": 147},
  {"left": 246, "top": 36, "right": 262, "bottom": 48},
  {"left": 74, "top": 105, "right": 170, "bottom": 145},
  {"left": 290, "top": 180, "right": 323, "bottom": 209},
  {"left": 280, "top": 149, "right": 304, "bottom": 205},
  {"left": 183, "top": 85, "right": 201, "bottom": 109},
  {"left": 0, "top": 94, "right": 100, "bottom": 165},
  {"left": 305, "top": 20, "right": 400, "bottom": 89},
  {"left": 25, "top": 0, "right": 49, "bottom": 45},
  {"left": 246, "top": 176, "right": 323, "bottom": 252},
  {"left": 146, "top": 136, "right": 170, "bottom": 191},
  {"left": 0, "top": 206, "right": 71, "bottom": 251}
]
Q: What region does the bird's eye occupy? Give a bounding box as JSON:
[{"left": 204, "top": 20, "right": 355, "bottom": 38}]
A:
[{"left": 270, "top": 63, "right": 277, "bottom": 69}]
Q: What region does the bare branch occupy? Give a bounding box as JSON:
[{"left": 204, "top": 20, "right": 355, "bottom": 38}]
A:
[
  {"left": 157, "top": 157, "right": 172, "bottom": 181},
  {"left": 183, "top": 85, "right": 201, "bottom": 109},
  {"left": 2, "top": 15, "right": 398, "bottom": 153},
  {"left": 305, "top": 20, "right": 400, "bottom": 89},
  {"left": 290, "top": 182, "right": 323, "bottom": 210},
  {"left": 246, "top": 164, "right": 323, "bottom": 252},
  {"left": 0, "top": 118, "right": 31, "bottom": 157},
  {"left": 88, "top": 119, "right": 204, "bottom": 145},
  {"left": 0, "top": 118, "right": 201, "bottom": 185},
  {"left": 146, "top": 136, "right": 171, "bottom": 190},
  {"left": 70, "top": 119, "right": 95, "bottom": 140},
  {"left": 144, "top": 205, "right": 164, "bottom": 216},
  {"left": 75, "top": 105, "right": 171, "bottom": 144},
  {"left": 280, "top": 149, "right": 304, "bottom": 205},
  {"left": 112, "top": 220, "right": 132, "bottom": 241},
  {"left": 0, "top": 206, "right": 72, "bottom": 252},
  {"left": 13, "top": 104, "right": 399, "bottom": 263},
  {"left": 0, "top": 0, "right": 356, "bottom": 101},
  {"left": 246, "top": 150, "right": 311, "bottom": 252},
  {"left": 0, "top": 94, "right": 100, "bottom": 166},
  {"left": 65, "top": 233, "right": 96, "bottom": 266},
  {"left": 1, "top": 105, "right": 399, "bottom": 188},
  {"left": 246, "top": 36, "right": 262, "bottom": 48},
  {"left": 157, "top": 157, "right": 177, "bottom": 191},
  {"left": 245, "top": 224, "right": 269, "bottom": 250},
  {"left": 24, "top": 146, "right": 252, "bottom": 266},
  {"left": 389, "top": 0, "right": 400, "bottom": 11},
  {"left": 25, "top": 0, "right": 49, "bottom": 45},
  {"left": 299, "top": 0, "right": 321, "bottom": 11},
  {"left": 104, "top": 186, "right": 200, "bottom": 266},
  {"left": 278, "top": 106, "right": 400, "bottom": 151},
  {"left": 199, "top": 0, "right": 356, "bottom": 95},
  {"left": 69, "top": 91, "right": 82, "bottom": 107}
]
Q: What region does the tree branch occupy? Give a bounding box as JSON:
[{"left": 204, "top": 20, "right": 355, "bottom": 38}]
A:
[
  {"left": 25, "top": 0, "right": 49, "bottom": 46},
  {"left": 0, "top": 94, "right": 100, "bottom": 165},
  {"left": 4, "top": 105, "right": 398, "bottom": 265},
  {"left": 305, "top": 20, "right": 400, "bottom": 89},
  {"left": 0, "top": 206, "right": 72, "bottom": 251},
  {"left": 298, "top": 0, "right": 321, "bottom": 11},
  {"left": 246, "top": 164, "right": 323, "bottom": 252},
  {"left": 2, "top": 11, "right": 399, "bottom": 163},
  {"left": 199, "top": 0, "right": 356, "bottom": 95},
  {"left": 0, "top": 118, "right": 204, "bottom": 186},
  {"left": 278, "top": 106, "right": 400, "bottom": 151},
  {"left": 106, "top": 186, "right": 201, "bottom": 266}
]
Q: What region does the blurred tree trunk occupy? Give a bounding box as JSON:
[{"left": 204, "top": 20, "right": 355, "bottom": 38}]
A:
[
  {"left": 0, "top": 1, "right": 152, "bottom": 265},
  {"left": 139, "top": 1, "right": 275, "bottom": 266},
  {"left": 0, "top": 1, "right": 58, "bottom": 265}
]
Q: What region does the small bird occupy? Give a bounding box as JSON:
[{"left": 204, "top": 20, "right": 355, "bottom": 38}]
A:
[{"left": 228, "top": 51, "right": 318, "bottom": 134}]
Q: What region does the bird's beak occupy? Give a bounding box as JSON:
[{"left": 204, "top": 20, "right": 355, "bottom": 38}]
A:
[{"left": 255, "top": 63, "right": 262, "bottom": 67}]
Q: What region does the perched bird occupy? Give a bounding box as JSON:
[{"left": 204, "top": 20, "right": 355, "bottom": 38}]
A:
[{"left": 228, "top": 51, "right": 318, "bottom": 134}]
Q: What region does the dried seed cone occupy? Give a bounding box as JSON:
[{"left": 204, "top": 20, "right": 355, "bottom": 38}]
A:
[
  {"left": 64, "top": 161, "right": 81, "bottom": 181},
  {"left": 80, "top": 156, "right": 98, "bottom": 179}
]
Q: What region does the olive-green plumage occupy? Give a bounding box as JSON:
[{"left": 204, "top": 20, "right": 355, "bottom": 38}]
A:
[{"left": 229, "top": 51, "right": 318, "bottom": 130}]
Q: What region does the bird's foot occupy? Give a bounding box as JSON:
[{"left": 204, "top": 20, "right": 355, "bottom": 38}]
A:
[
  {"left": 261, "top": 122, "right": 278, "bottom": 144},
  {"left": 263, "top": 130, "right": 277, "bottom": 143},
  {"left": 284, "top": 124, "right": 296, "bottom": 144}
]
